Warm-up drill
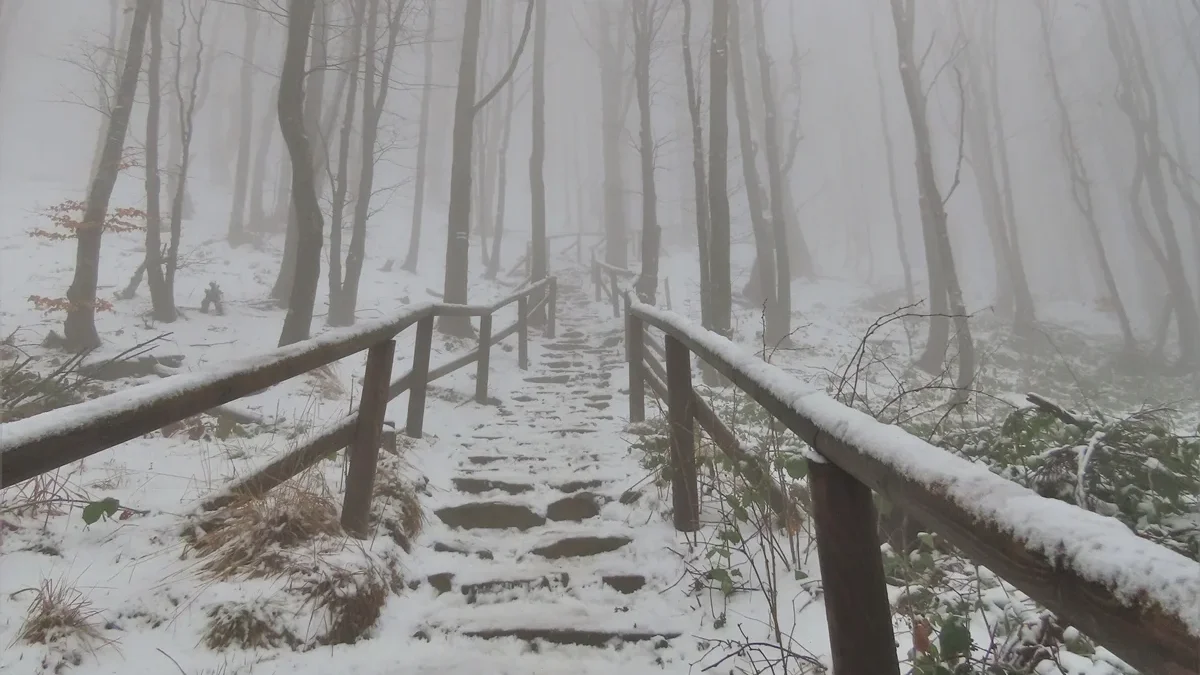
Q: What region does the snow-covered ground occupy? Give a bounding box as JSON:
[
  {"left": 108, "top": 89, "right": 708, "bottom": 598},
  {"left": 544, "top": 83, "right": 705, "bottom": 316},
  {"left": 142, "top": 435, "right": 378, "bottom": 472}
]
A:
[{"left": 1, "top": 176, "right": 1186, "bottom": 675}]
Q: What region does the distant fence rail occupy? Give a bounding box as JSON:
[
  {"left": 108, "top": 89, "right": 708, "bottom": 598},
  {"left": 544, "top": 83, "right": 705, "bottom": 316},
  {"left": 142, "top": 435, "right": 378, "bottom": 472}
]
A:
[
  {"left": 0, "top": 277, "right": 557, "bottom": 538},
  {"left": 601, "top": 277, "right": 1200, "bottom": 675}
]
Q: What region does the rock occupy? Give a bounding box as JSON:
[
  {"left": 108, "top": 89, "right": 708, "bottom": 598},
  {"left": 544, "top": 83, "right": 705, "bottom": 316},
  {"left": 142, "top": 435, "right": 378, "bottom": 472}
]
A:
[
  {"left": 427, "top": 573, "right": 455, "bottom": 594},
  {"left": 619, "top": 490, "right": 642, "bottom": 505},
  {"left": 461, "top": 573, "right": 570, "bottom": 603},
  {"left": 452, "top": 478, "right": 534, "bottom": 495},
  {"left": 531, "top": 536, "right": 631, "bottom": 559},
  {"left": 435, "top": 502, "right": 546, "bottom": 531},
  {"left": 546, "top": 493, "right": 601, "bottom": 522},
  {"left": 602, "top": 575, "right": 646, "bottom": 594},
  {"left": 554, "top": 479, "right": 604, "bottom": 493}
]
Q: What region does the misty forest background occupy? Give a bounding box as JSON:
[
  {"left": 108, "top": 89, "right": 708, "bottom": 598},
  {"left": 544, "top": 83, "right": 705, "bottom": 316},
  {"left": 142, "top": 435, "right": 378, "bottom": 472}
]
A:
[{"left": 3, "top": 0, "right": 1200, "bottom": 671}]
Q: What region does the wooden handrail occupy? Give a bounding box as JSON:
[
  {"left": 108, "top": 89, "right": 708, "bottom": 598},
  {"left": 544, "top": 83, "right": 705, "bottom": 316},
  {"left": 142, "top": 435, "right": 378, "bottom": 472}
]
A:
[
  {"left": 623, "top": 299, "right": 1200, "bottom": 675},
  {"left": 1, "top": 279, "right": 557, "bottom": 492}
]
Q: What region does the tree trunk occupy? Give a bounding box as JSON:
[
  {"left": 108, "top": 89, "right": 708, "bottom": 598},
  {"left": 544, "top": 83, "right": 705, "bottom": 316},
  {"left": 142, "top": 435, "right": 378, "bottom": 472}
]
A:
[
  {"left": 326, "top": 0, "right": 364, "bottom": 322},
  {"left": 64, "top": 0, "right": 151, "bottom": 351},
  {"left": 227, "top": 3, "right": 259, "bottom": 245},
  {"left": 890, "top": 0, "right": 974, "bottom": 396},
  {"left": 599, "top": 3, "right": 628, "bottom": 268},
  {"left": 143, "top": 0, "right": 173, "bottom": 321},
  {"left": 438, "top": 0, "right": 484, "bottom": 338},
  {"left": 165, "top": 0, "right": 207, "bottom": 313},
  {"left": 528, "top": 0, "right": 548, "bottom": 322},
  {"left": 869, "top": 11, "right": 914, "bottom": 305},
  {"left": 982, "top": 5, "right": 1036, "bottom": 333},
  {"left": 632, "top": 0, "right": 659, "bottom": 304},
  {"left": 750, "top": 0, "right": 797, "bottom": 344},
  {"left": 402, "top": 0, "right": 436, "bottom": 273},
  {"left": 729, "top": 5, "right": 776, "bottom": 314},
  {"left": 248, "top": 86, "right": 278, "bottom": 231},
  {"left": 330, "top": 0, "right": 403, "bottom": 326},
  {"left": 1036, "top": 0, "right": 1136, "bottom": 354},
  {"left": 277, "top": 0, "right": 324, "bottom": 347},
  {"left": 681, "top": 0, "right": 712, "bottom": 329},
  {"left": 486, "top": 10, "right": 518, "bottom": 280},
  {"left": 708, "top": 0, "right": 733, "bottom": 339},
  {"left": 1103, "top": 0, "right": 1200, "bottom": 365},
  {"left": 272, "top": 1, "right": 328, "bottom": 305}
]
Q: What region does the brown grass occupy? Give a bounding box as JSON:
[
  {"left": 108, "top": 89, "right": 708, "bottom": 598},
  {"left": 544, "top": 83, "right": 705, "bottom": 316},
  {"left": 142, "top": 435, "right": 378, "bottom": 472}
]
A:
[
  {"left": 189, "top": 472, "right": 343, "bottom": 580},
  {"left": 297, "top": 561, "right": 401, "bottom": 646},
  {"left": 203, "top": 601, "right": 300, "bottom": 651},
  {"left": 372, "top": 456, "right": 424, "bottom": 552},
  {"left": 16, "top": 579, "right": 103, "bottom": 645}
]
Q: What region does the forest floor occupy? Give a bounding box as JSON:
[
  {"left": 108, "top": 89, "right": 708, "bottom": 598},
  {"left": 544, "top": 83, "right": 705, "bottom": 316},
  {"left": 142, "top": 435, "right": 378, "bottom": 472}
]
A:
[{"left": 2, "top": 182, "right": 1198, "bottom": 674}]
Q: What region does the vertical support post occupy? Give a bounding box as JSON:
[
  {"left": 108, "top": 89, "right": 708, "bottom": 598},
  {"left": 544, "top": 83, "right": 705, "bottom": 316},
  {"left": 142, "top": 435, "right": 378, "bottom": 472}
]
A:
[
  {"left": 525, "top": 241, "right": 532, "bottom": 277},
  {"left": 664, "top": 278, "right": 673, "bottom": 310},
  {"left": 475, "top": 314, "right": 493, "bottom": 403},
  {"left": 664, "top": 335, "right": 698, "bottom": 532},
  {"left": 405, "top": 316, "right": 434, "bottom": 438},
  {"left": 609, "top": 271, "right": 620, "bottom": 318},
  {"left": 517, "top": 296, "right": 529, "bottom": 370},
  {"left": 341, "top": 339, "right": 396, "bottom": 538},
  {"left": 810, "top": 463, "right": 900, "bottom": 674},
  {"left": 628, "top": 305, "right": 645, "bottom": 424},
  {"left": 593, "top": 258, "right": 601, "bottom": 301},
  {"left": 545, "top": 277, "right": 558, "bottom": 338}
]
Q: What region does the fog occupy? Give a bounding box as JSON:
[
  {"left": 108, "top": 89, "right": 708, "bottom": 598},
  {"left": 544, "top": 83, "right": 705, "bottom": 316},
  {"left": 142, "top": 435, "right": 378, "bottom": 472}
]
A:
[{"left": 3, "top": 0, "right": 1200, "bottom": 365}]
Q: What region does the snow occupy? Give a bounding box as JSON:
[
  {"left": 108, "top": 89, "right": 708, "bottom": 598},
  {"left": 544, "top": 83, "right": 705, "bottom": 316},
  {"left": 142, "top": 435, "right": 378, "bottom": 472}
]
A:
[{"left": 630, "top": 297, "right": 1200, "bottom": 634}]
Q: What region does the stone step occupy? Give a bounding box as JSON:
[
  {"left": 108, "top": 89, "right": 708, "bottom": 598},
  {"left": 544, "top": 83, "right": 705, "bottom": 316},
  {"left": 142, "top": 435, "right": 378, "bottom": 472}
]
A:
[
  {"left": 460, "top": 628, "right": 677, "bottom": 647},
  {"left": 460, "top": 572, "right": 571, "bottom": 604},
  {"left": 452, "top": 478, "right": 535, "bottom": 496},
  {"left": 531, "top": 535, "right": 632, "bottom": 559},
  {"left": 525, "top": 374, "right": 572, "bottom": 384},
  {"left": 436, "top": 502, "right": 546, "bottom": 531},
  {"left": 546, "top": 492, "right": 602, "bottom": 522}
]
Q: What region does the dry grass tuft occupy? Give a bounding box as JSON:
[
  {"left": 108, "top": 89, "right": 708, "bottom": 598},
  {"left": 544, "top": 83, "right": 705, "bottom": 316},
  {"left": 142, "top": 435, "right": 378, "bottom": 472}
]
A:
[
  {"left": 203, "top": 601, "right": 300, "bottom": 651},
  {"left": 305, "top": 364, "right": 345, "bottom": 400},
  {"left": 372, "top": 456, "right": 424, "bottom": 552},
  {"left": 190, "top": 472, "right": 343, "bottom": 580},
  {"left": 16, "top": 579, "right": 103, "bottom": 645},
  {"left": 298, "top": 561, "right": 401, "bottom": 646}
]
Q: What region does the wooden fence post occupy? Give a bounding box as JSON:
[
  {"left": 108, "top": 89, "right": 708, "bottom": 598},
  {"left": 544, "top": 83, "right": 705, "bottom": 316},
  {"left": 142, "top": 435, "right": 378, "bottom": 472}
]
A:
[
  {"left": 341, "top": 339, "right": 396, "bottom": 538},
  {"left": 405, "top": 316, "right": 434, "bottom": 438},
  {"left": 476, "top": 314, "right": 493, "bottom": 403},
  {"left": 545, "top": 277, "right": 557, "bottom": 338},
  {"left": 810, "top": 462, "right": 900, "bottom": 674},
  {"left": 609, "top": 271, "right": 620, "bottom": 318},
  {"left": 628, "top": 306, "right": 645, "bottom": 424},
  {"left": 664, "top": 278, "right": 673, "bottom": 310},
  {"left": 665, "top": 335, "right": 698, "bottom": 532},
  {"left": 518, "top": 296, "right": 529, "bottom": 370}
]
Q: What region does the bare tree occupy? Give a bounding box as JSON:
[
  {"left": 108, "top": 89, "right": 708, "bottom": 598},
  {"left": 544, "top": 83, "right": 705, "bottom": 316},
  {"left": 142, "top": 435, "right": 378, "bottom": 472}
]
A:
[
  {"left": 597, "top": 1, "right": 630, "bottom": 268},
  {"left": 329, "top": 0, "right": 409, "bottom": 326},
  {"left": 708, "top": 0, "right": 732, "bottom": 338},
  {"left": 728, "top": 4, "right": 778, "bottom": 337},
  {"left": 227, "top": 1, "right": 260, "bottom": 245},
  {"left": 439, "top": 0, "right": 535, "bottom": 337},
  {"left": 63, "top": 0, "right": 152, "bottom": 351},
  {"left": 889, "top": 0, "right": 974, "bottom": 398},
  {"left": 1102, "top": 0, "right": 1200, "bottom": 365},
  {"left": 681, "top": 0, "right": 712, "bottom": 328},
  {"left": 868, "top": 9, "right": 914, "bottom": 305},
  {"left": 486, "top": 10, "right": 523, "bottom": 280},
  {"left": 327, "top": 0, "right": 365, "bottom": 320},
  {"left": 276, "top": 0, "right": 324, "bottom": 346},
  {"left": 1034, "top": 0, "right": 1135, "bottom": 354},
  {"left": 750, "top": 0, "right": 806, "bottom": 343},
  {"left": 401, "top": 0, "right": 436, "bottom": 273},
  {"left": 528, "top": 0, "right": 549, "bottom": 321},
  {"left": 631, "top": 0, "right": 664, "bottom": 303}
]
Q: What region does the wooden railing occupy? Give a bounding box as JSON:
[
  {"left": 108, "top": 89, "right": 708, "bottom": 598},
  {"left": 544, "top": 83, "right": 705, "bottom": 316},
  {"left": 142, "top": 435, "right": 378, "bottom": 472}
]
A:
[
  {"left": 0, "top": 277, "right": 557, "bottom": 538},
  {"left": 618, "top": 295, "right": 1200, "bottom": 675},
  {"left": 591, "top": 251, "right": 671, "bottom": 317}
]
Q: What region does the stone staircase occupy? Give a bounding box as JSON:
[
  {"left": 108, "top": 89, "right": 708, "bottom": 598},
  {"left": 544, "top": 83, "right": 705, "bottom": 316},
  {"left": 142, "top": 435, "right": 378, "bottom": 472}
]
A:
[{"left": 407, "top": 276, "right": 689, "bottom": 655}]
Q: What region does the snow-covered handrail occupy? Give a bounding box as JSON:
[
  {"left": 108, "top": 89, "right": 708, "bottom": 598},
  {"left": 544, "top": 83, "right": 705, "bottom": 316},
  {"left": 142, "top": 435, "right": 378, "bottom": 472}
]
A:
[
  {"left": 1, "top": 277, "right": 559, "bottom": 494},
  {"left": 625, "top": 298, "right": 1200, "bottom": 675}
]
